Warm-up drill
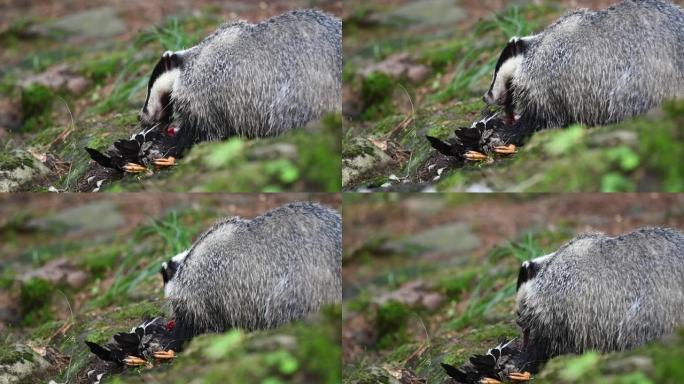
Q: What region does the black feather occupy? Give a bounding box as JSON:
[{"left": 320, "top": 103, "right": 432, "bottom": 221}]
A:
[
  {"left": 426, "top": 135, "right": 454, "bottom": 156},
  {"left": 441, "top": 363, "right": 470, "bottom": 382},
  {"left": 85, "top": 147, "right": 114, "bottom": 169},
  {"left": 85, "top": 341, "right": 114, "bottom": 361}
]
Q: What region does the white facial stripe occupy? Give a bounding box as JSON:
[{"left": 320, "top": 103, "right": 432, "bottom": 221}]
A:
[
  {"left": 172, "top": 250, "right": 189, "bottom": 264},
  {"left": 491, "top": 55, "right": 522, "bottom": 102},
  {"left": 531, "top": 252, "right": 554, "bottom": 264},
  {"left": 147, "top": 69, "right": 180, "bottom": 115}
]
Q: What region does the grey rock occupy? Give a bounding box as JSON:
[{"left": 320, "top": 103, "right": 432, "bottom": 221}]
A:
[
  {"left": 0, "top": 344, "right": 51, "bottom": 384},
  {"left": 371, "top": 0, "right": 466, "bottom": 28},
  {"left": 383, "top": 222, "right": 480, "bottom": 256},
  {"left": 33, "top": 6, "right": 126, "bottom": 40},
  {"left": 27, "top": 200, "right": 124, "bottom": 235},
  {"left": 342, "top": 137, "right": 391, "bottom": 188}
]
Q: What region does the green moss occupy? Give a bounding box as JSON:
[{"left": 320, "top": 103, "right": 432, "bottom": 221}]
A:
[
  {"left": 462, "top": 323, "right": 518, "bottom": 343},
  {"left": 112, "top": 301, "right": 165, "bottom": 321},
  {"left": 20, "top": 84, "right": 55, "bottom": 132},
  {"left": 0, "top": 148, "right": 33, "bottom": 170},
  {"left": 0, "top": 345, "right": 24, "bottom": 365},
  {"left": 376, "top": 300, "right": 410, "bottom": 349},
  {"left": 361, "top": 72, "right": 395, "bottom": 120},
  {"left": 85, "top": 328, "right": 112, "bottom": 345},
  {"left": 20, "top": 277, "right": 52, "bottom": 313}
]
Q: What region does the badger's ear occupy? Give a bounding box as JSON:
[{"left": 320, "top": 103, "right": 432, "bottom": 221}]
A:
[
  {"left": 161, "top": 51, "right": 183, "bottom": 70},
  {"left": 494, "top": 37, "right": 526, "bottom": 74},
  {"left": 511, "top": 38, "right": 527, "bottom": 56},
  {"left": 516, "top": 260, "right": 539, "bottom": 291},
  {"left": 161, "top": 259, "right": 179, "bottom": 284},
  {"left": 146, "top": 52, "right": 183, "bottom": 94}
]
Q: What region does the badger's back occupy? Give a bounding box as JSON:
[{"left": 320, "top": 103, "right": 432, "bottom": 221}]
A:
[
  {"left": 515, "top": 0, "right": 684, "bottom": 128},
  {"left": 518, "top": 227, "right": 684, "bottom": 358},
  {"left": 173, "top": 9, "right": 341, "bottom": 142},
  {"left": 166, "top": 202, "right": 341, "bottom": 333}
]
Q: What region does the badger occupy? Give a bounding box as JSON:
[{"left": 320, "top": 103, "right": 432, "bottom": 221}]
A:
[
  {"left": 516, "top": 227, "right": 684, "bottom": 366},
  {"left": 159, "top": 202, "right": 342, "bottom": 347},
  {"left": 482, "top": 0, "right": 684, "bottom": 146},
  {"left": 140, "top": 9, "right": 342, "bottom": 153}
]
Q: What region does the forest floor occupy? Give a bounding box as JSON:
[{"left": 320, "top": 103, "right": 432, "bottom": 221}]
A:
[
  {"left": 342, "top": 194, "right": 684, "bottom": 383},
  {"left": 0, "top": 0, "right": 342, "bottom": 192},
  {"left": 342, "top": 0, "right": 684, "bottom": 192},
  {"left": 0, "top": 193, "right": 341, "bottom": 384}
]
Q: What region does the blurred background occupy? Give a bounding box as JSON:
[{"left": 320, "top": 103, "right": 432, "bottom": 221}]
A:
[
  {"left": 0, "top": 0, "right": 342, "bottom": 192},
  {"left": 342, "top": 0, "right": 684, "bottom": 192},
  {"left": 342, "top": 193, "right": 684, "bottom": 383},
  {"left": 0, "top": 193, "right": 341, "bottom": 383}
]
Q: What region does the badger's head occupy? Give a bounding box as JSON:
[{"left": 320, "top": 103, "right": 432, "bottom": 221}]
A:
[
  {"left": 484, "top": 37, "right": 530, "bottom": 121},
  {"left": 515, "top": 252, "right": 553, "bottom": 349},
  {"left": 140, "top": 51, "right": 182, "bottom": 126},
  {"left": 161, "top": 250, "right": 188, "bottom": 297}
]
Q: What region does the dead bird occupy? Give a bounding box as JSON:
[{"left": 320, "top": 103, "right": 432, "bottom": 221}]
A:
[
  {"left": 84, "top": 317, "right": 177, "bottom": 366},
  {"left": 441, "top": 339, "right": 531, "bottom": 384},
  {"left": 426, "top": 110, "right": 516, "bottom": 161},
  {"left": 84, "top": 125, "right": 178, "bottom": 173}
]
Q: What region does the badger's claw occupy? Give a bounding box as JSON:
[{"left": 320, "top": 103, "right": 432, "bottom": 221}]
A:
[
  {"left": 123, "top": 356, "right": 148, "bottom": 366},
  {"left": 123, "top": 163, "right": 147, "bottom": 173},
  {"left": 153, "top": 350, "right": 176, "bottom": 360},
  {"left": 493, "top": 144, "right": 517, "bottom": 154},
  {"left": 464, "top": 151, "right": 488, "bottom": 161},
  {"left": 479, "top": 378, "right": 502, "bottom": 384},
  {"left": 508, "top": 371, "right": 532, "bottom": 381},
  {"left": 153, "top": 157, "right": 176, "bottom": 167}
]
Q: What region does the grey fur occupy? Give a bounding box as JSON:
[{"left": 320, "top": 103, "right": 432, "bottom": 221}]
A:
[
  {"left": 485, "top": 0, "right": 684, "bottom": 143},
  {"left": 517, "top": 227, "right": 684, "bottom": 361},
  {"left": 144, "top": 9, "right": 341, "bottom": 149},
  {"left": 164, "top": 202, "right": 341, "bottom": 334}
]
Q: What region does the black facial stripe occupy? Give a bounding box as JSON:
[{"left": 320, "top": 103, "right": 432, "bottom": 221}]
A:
[
  {"left": 161, "top": 259, "right": 179, "bottom": 284},
  {"left": 143, "top": 52, "right": 184, "bottom": 110},
  {"left": 143, "top": 58, "right": 168, "bottom": 109},
  {"left": 516, "top": 261, "right": 538, "bottom": 291},
  {"left": 489, "top": 38, "right": 527, "bottom": 93}
]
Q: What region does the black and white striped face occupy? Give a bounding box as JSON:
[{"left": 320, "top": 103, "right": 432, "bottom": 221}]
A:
[
  {"left": 161, "top": 250, "right": 188, "bottom": 294},
  {"left": 516, "top": 252, "right": 552, "bottom": 293},
  {"left": 140, "top": 51, "right": 182, "bottom": 126},
  {"left": 516, "top": 252, "right": 552, "bottom": 348},
  {"left": 483, "top": 37, "right": 528, "bottom": 106}
]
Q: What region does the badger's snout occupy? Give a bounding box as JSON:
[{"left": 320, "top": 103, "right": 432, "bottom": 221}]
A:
[{"left": 483, "top": 92, "right": 496, "bottom": 105}]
